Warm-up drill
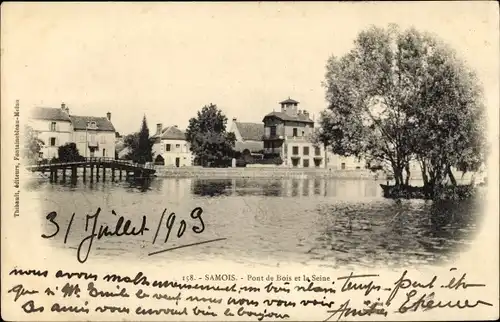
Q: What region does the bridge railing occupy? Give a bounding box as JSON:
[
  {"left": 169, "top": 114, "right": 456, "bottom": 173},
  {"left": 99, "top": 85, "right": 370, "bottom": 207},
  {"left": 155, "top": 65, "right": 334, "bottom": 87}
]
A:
[{"left": 28, "top": 157, "right": 155, "bottom": 170}]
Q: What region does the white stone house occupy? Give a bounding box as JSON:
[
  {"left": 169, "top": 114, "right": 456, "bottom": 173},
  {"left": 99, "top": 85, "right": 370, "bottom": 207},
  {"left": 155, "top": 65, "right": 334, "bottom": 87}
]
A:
[
  {"left": 28, "top": 104, "right": 73, "bottom": 159},
  {"left": 151, "top": 123, "right": 193, "bottom": 167},
  {"left": 29, "top": 103, "right": 116, "bottom": 160},
  {"left": 71, "top": 112, "right": 116, "bottom": 158}
]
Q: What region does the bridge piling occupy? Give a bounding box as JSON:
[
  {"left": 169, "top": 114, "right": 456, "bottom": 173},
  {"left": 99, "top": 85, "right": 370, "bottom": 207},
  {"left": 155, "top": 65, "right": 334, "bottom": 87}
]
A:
[{"left": 28, "top": 157, "right": 156, "bottom": 183}]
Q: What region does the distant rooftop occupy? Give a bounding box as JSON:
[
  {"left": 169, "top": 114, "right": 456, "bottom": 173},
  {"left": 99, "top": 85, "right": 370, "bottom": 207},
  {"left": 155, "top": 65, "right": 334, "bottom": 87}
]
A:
[
  {"left": 153, "top": 125, "right": 187, "bottom": 140},
  {"left": 263, "top": 111, "right": 314, "bottom": 124},
  {"left": 233, "top": 121, "right": 264, "bottom": 141},
  {"left": 31, "top": 107, "right": 71, "bottom": 122},
  {"left": 279, "top": 98, "right": 300, "bottom": 105},
  {"left": 70, "top": 115, "right": 115, "bottom": 132}
]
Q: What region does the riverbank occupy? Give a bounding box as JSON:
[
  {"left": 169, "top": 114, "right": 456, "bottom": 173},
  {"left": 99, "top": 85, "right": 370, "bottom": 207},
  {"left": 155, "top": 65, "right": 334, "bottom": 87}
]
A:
[{"left": 154, "top": 166, "right": 376, "bottom": 179}]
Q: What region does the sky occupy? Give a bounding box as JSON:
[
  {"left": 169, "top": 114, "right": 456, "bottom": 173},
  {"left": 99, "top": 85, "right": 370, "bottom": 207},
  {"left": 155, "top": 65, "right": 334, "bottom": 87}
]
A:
[{"left": 2, "top": 2, "right": 498, "bottom": 136}]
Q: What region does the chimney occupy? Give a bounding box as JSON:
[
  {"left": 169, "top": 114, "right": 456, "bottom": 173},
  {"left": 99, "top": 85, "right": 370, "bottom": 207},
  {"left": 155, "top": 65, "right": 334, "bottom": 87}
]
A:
[
  {"left": 106, "top": 112, "right": 111, "bottom": 121},
  {"left": 156, "top": 123, "right": 162, "bottom": 135},
  {"left": 298, "top": 110, "right": 302, "bottom": 115},
  {"left": 61, "top": 102, "right": 69, "bottom": 115},
  {"left": 303, "top": 110, "right": 309, "bottom": 119}
]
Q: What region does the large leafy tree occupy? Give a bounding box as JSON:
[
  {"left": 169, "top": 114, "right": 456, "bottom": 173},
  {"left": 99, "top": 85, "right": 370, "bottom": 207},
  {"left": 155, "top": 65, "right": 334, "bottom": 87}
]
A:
[
  {"left": 185, "top": 103, "right": 236, "bottom": 166},
  {"left": 321, "top": 24, "right": 486, "bottom": 190},
  {"left": 124, "top": 116, "right": 154, "bottom": 164}
]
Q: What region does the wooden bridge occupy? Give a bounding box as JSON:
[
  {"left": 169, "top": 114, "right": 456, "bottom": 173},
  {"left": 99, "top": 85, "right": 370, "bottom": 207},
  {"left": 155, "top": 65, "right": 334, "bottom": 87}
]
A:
[{"left": 26, "top": 157, "right": 156, "bottom": 183}]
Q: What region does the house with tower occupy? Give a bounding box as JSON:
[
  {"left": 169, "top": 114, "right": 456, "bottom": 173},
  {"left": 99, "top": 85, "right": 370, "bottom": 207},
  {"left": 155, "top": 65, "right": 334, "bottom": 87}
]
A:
[{"left": 262, "top": 98, "right": 325, "bottom": 167}]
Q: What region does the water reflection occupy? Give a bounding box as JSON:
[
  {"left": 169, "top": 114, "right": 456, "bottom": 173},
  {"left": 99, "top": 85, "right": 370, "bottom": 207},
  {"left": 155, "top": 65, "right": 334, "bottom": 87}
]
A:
[
  {"left": 189, "top": 178, "right": 383, "bottom": 199},
  {"left": 25, "top": 176, "right": 483, "bottom": 268}
]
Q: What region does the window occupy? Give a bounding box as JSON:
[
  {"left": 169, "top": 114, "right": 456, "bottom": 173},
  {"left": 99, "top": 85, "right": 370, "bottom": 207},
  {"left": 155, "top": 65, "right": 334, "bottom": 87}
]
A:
[
  {"left": 341, "top": 163, "right": 346, "bottom": 170},
  {"left": 292, "top": 146, "right": 299, "bottom": 155},
  {"left": 176, "top": 144, "right": 180, "bottom": 148},
  {"left": 303, "top": 147, "right": 309, "bottom": 156},
  {"left": 303, "top": 159, "right": 309, "bottom": 168},
  {"left": 292, "top": 128, "right": 298, "bottom": 137},
  {"left": 302, "top": 130, "right": 305, "bottom": 136},
  {"left": 50, "top": 122, "right": 56, "bottom": 131},
  {"left": 166, "top": 144, "right": 171, "bottom": 152},
  {"left": 88, "top": 121, "right": 97, "bottom": 129},
  {"left": 80, "top": 135, "right": 85, "bottom": 142},
  {"left": 50, "top": 137, "right": 56, "bottom": 146},
  {"left": 284, "top": 144, "right": 288, "bottom": 154},
  {"left": 315, "top": 147, "right": 321, "bottom": 156},
  {"left": 270, "top": 126, "right": 277, "bottom": 137},
  {"left": 100, "top": 135, "right": 106, "bottom": 143}
]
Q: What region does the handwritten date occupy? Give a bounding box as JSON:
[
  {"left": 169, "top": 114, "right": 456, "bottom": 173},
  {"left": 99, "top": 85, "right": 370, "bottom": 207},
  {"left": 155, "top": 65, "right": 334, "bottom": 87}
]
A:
[{"left": 41, "top": 207, "right": 205, "bottom": 263}]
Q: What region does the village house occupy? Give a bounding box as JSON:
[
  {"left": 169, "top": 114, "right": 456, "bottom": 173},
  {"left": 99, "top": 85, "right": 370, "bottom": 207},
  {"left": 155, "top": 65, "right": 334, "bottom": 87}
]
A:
[
  {"left": 29, "top": 103, "right": 116, "bottom": 160},
  {"left": 228, "top": 118, "right": 264, "bottom": 161},
  {"left": 70, "top": 112, "right": 116, "bottom": 158},
  {"left": 325, "top": 153, "right": 366, "bottom": 170},
  {"left": 262, "top": 98, "right": 326, "bottom": 168},
  {"left": 152, "top": 123, "right": 193, "bottom": 167},
  {"left": 29, "top": 104, "right": 73, "bottom": 159}
]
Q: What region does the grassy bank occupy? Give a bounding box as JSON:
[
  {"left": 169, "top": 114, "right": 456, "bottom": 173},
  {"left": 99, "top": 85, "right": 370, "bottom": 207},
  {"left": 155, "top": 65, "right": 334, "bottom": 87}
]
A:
[{"left": 154, "top": 166, "right": 375, "bottom": 179}]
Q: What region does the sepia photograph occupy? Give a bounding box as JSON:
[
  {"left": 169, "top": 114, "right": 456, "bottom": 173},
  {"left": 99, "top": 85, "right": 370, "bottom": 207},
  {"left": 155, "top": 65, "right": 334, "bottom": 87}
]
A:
[{"left": 2, "top": 2, "right": 498, "bottom": 321}]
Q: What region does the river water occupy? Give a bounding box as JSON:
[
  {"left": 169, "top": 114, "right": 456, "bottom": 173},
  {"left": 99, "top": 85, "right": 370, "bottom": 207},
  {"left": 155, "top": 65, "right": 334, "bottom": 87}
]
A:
[{"left": 24, "top": 177, "right": 483, "bottom": 269}]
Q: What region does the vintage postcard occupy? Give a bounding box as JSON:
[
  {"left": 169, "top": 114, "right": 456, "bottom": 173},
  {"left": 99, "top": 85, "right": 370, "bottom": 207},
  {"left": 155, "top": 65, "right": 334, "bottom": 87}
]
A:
[{"left": 1, "top": 2, "right": 499, "bottom": 321}]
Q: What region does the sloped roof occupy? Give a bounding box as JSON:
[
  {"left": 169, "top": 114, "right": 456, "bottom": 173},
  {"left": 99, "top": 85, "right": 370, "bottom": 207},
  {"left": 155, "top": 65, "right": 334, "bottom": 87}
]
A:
[
  {"left": 234, "top": 122, "right": 264, "bottom": 141},
  {"left": 70, "top": 115, "right": 115, "bottom": 132},
  {"left": 31, "top": 107, "right": 71, "bottom": 122},
  {"left": 118, "top": 147, "right": 130, "bottom": 159},
  {"left": 263, "top": 111, "right": 314, "bottom": 124},
  {"left": 280, "top": 98, "right": 300, "bottom": 104},
  {"left": 235, "top": 140, "right": 263, "bottom": 153},
  {"left": 152, "top": 126, "right": 187, "bottom": 140}
]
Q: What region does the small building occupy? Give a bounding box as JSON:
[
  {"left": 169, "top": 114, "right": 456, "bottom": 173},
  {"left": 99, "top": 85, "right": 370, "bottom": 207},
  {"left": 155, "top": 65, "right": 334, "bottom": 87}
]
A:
[
  {"left": 29, "top": 104, "right": 73, "bottom": 159},
  {"left": 325, "top": 151, "right": 366, "bottom": 170},
  {"left": 152, "top": 123, "right": 193, "bottom": 167},
  {"left": 262, "top": 98, "right": 325, "bottom": 168},
  {"left": 70, "top": 112, "right": 116, "bottom": 158},
  {"left": 228, "top": 118, "right": 264, "bottom": 161}
]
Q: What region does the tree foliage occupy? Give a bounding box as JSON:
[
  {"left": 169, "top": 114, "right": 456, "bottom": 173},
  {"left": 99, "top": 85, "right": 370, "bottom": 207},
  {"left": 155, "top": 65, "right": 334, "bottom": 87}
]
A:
[
  {"left": 185, "top": 103, "right": 236, "bottom": 166},
  {"left": 321, "top": 24, "right": 486, "bottom": 190},
  {"left": 23, "top": 125, "right": 44, "bottom": 162},
  {"left": 58, "top": 143, "right": 84, "bottom": 162},
  {"left": 124, "top": 116, "right": 154, "bottom": 164}
]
